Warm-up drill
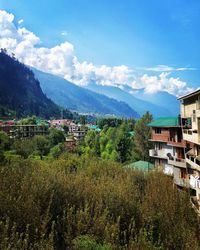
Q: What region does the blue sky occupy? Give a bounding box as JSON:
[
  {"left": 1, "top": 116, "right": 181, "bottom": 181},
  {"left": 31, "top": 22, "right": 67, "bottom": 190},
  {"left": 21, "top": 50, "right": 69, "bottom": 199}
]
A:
[{"left": 0, "top": 0, "right": 199, "bottom": 94}]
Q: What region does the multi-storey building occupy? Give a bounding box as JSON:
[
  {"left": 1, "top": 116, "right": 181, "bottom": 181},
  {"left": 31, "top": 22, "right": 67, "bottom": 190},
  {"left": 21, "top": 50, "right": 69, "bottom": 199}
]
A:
[
  {"left": 178, "top": 89, "right": 200, "bottom": 207},
  {"left": 0, "top": 124, "right": 48, "bottom": 138},
  {"left": 148, "top": 117, "right": 187, "bottom": 188}
]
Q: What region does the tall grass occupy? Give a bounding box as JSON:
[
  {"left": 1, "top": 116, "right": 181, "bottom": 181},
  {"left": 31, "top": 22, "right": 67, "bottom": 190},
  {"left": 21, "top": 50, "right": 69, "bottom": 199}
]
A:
[{"left": 0, "top": 155, "right": 199, "bottom": 249}]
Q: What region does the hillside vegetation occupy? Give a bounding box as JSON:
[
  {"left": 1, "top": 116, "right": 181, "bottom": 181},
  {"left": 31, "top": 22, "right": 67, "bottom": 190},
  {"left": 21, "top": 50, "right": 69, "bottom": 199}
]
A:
[
  {"left": 0, "top": 155, "right": 199, "bottom": 249},
  {"left": 0, "top": 50, "right": 72, "bottom": 119}
]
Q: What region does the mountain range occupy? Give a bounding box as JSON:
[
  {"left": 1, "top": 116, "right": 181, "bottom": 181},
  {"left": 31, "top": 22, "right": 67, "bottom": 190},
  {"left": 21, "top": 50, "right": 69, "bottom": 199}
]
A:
[
  {"left": 34, "top": 69, "right": 179, "bottom": 118},
  {"left": 0, "top": 51, "right": 180, "bottom": 119},
  {"left": 33, "top": 69, "right": 139, "bottom": 118},
  {"left": 85, "top": 84, "right": 179, "bottom": 117}
]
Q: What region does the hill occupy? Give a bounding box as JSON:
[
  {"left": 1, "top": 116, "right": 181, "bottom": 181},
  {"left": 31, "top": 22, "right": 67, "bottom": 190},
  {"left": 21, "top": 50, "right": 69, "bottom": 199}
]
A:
[
  {"left": 33, "top": 69, "right": 139, "bottom": 118},
  {"left": 0, "top": 50, "right": 72, "bottom": 119},
  {"left": 85, "top": 84, "right": 177, "bottom": 118}
]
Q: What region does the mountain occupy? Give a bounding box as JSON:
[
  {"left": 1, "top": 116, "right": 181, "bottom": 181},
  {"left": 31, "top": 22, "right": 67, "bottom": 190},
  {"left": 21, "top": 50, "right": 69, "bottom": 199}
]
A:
[
  {"left": 0, "top": 50, "right": 72, "bottom": 119},
  {"left": 33, "top": 69, "right": 139, "bottom": 118},
  {"left": 85, "top": 84, "right": 178, "bottom": 118},
  {"left": 128, "top": 88, "right": 180, "bottom": 115}
]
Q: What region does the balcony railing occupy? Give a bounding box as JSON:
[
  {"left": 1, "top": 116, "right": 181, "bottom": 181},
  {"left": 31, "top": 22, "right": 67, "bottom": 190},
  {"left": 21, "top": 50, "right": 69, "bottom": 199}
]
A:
[
  {"left": 149, "top": 149, "right": 170, "bottom": 159},
  {"left": 168, "top": 158, "right": 186, "bottom": 168},
  {"left": 189, "top": 175, "right": 200, "bottom": 189},
  {"left": 186, "top": 152, "right": 200, "bottom": 170},
  {"left": 173, "top": 176, "right": 189, "bottom": 188}
]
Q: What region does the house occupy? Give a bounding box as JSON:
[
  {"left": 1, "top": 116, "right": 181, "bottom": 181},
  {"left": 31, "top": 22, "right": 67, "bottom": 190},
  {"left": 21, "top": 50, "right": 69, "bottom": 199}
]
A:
[
  {"left": 125, "top": 160, "right": 154, "bottom": 171},
  {"left": 148, "top": 117, "right": 187, "bottom": 187},
  {"left": 65, "top": 137, "right": 77, "bottom": 151},
  {"left": 178, "top": 89, "right": 200, "bottom": 207},
  {"left": 0, "top": 123, "right": 48, "bottom": 138}
]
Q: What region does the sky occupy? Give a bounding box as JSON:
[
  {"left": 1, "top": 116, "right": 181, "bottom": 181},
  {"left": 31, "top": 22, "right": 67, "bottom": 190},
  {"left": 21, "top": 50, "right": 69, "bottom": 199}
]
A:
[{"left": 0, "top": 0, "right": 199, "bottom": 96}]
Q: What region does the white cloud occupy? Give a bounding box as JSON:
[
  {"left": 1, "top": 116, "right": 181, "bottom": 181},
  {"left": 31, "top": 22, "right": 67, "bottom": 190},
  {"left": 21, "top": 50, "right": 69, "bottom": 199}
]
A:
[
  {"left": 146, "top": 64, "right": 196, "bottom": 72},
  {"left": 137, "top": 72, "right": 194, "bottom": 96},
  {"left": 0, "top": 10, "right": 194, "bottom": 97},
  {"left": 18, "top": 19, "right": 24, "bottom": 25}
]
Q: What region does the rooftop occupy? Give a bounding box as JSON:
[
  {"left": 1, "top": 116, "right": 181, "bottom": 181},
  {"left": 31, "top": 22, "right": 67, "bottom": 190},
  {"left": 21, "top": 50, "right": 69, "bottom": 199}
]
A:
[
  {"left": 148, "top": 117, "right": 180, "bottom": 127},
  {"left": 125, "top": 160, "right": 154, "bottom": 171},
  {"left": 178, "top": 88, "right": 200, "bottom": 100}
]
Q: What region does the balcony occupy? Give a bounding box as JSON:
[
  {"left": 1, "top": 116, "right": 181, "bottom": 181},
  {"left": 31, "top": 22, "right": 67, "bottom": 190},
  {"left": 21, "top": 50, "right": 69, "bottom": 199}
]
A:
[
  {"left": 189, "top": 175, "right": 200, "bottom": 189},
  {"left": 167, "top": 139, "right": 186, "bottom": 148},
  {"left": 168, "top": 158, "right": 186, "bottom": 168},
  {"left": 149, "top": 149, "right": 168, "bottom": 159},
  {"left": 183, "top": 129, "right": 200, "bottom": 144},
  {"left": 186, "top": 151, "right": 200, "bottom": 171},
  {"left": 150, "top": 133, "right": 169, "bottom": 142},
  {"left": 173, "top": 176, "right": 189, "bottom": 188}
]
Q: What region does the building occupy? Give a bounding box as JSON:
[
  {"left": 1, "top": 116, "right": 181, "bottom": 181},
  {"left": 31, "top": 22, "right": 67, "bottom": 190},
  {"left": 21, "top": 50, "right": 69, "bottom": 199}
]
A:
[
  {"left": 65, "top": 137, "right": 77, "bottom": 151},
  {"left": 178, "top": 89, "right": 200, "bottom": 207},
  {"left": 148, "top": 117, "right": 187, "bottom": 187},
  {"left": 0, "top": 123, "right": 48, "bottom": 138},
  {"left": 49, "top": 119, "right": 80, "bottom": 132}
]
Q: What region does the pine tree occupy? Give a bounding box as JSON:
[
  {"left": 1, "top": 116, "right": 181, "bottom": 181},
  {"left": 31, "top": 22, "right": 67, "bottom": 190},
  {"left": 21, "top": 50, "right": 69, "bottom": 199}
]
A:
[{"left": 133, "top": 112, "right": 153, "bottom": 161}]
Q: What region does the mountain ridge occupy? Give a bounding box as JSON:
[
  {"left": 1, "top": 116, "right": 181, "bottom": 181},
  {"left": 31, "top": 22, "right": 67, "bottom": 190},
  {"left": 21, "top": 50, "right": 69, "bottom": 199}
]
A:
[{"left": 33, "top": 68, "right": 139, "bottom": 118}]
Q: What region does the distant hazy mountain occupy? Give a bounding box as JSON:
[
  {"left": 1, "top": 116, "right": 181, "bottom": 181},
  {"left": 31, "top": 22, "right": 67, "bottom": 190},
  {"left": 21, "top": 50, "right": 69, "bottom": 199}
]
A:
[
  {"left": 0, "top": 51, "right": 72, "bottom": 119},
  {"left": 33, "top": 69, "right": 139, "bottom": 118},
  {"left": 129, "top": 88, "right": 180, "bottom": 115},
  {"left": 85, "top": 84, "right": 178, "bottom": 117}
]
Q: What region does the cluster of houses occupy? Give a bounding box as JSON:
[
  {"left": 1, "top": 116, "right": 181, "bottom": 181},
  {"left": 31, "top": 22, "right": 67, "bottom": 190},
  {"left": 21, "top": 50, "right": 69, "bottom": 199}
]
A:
[
  {"left": 149, "top": 89, "right": 200, "bottom": 211},
  {"left": 0, "top": 118, "right": 102, "bottom": 151}
]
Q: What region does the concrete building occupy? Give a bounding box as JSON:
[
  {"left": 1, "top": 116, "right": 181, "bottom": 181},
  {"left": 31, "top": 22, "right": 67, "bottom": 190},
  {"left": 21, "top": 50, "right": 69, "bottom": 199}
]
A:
[
  {"left": 148, "top": 117, "right": 187, "bottom": 187},
  {"left": 0, "top": 124, "right": 48, "bottom": 138},
  {"left": 178, "top": 89, "right": 200, "bottom": 207}
]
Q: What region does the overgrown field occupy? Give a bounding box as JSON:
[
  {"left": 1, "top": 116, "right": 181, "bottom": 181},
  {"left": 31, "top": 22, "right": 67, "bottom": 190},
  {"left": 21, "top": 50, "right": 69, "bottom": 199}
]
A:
[{"left": 0, "top": 155, "right": 199, "bottom": 249}]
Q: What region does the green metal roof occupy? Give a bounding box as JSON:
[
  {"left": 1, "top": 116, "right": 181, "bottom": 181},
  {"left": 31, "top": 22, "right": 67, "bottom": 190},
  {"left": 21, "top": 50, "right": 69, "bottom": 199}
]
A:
[
  {"left": 88, "top": 124, "right": 101, "bottom": 132},
  {"left": 148, "top": 117, "right": 180, "bottom": 127},
  {"left": 128, "top": 131, "right": 135, "bottom": 136},
  {"left": 126, "top": 160, "right": 154, "bottom": 171}
]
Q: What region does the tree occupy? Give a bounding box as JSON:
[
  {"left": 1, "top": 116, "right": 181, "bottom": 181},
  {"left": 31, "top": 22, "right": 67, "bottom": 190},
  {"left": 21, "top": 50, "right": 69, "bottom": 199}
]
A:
[
  {"left": 80, "top": 115, "right": 86, "bottom": 125},
  {"left": 50, "top": 143, "right": 64, "bottom": 159},
  {"left": 48, "top": 127, "right": 65, "bottom": 147},
  {"left": 133, "top": 112, "right": 153, "bottom": 161},
  {"left": 33, "top": 135, "right": 50, "bottom": 160},
  {"left": 14, "top": 139, "right": 35, "bottom": 159},
  {"left": 0, "top": 131, "right": 10, "bottom": 161}
]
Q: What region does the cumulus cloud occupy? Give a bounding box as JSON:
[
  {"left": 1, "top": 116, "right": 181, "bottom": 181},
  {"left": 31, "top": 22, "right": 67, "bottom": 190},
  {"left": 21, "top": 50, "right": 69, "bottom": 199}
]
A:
[
  {"left": 0, "top": 9, "right": 194, "bottom": 97},
  {"left": 137, "top": 73, "right": 194, "bottom": 96}
]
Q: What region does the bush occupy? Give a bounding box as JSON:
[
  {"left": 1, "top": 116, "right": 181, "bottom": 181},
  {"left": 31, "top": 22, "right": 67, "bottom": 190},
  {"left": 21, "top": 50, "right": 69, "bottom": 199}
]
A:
[{"left": 0, "top": 156, "right": 199, "bottom": 249}]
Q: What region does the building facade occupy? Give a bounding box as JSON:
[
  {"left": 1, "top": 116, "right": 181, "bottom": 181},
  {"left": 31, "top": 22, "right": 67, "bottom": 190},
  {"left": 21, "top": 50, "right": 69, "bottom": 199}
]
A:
[
  {"left": 178, "top": 90, "right": 200, "bottom": 207},
  {"left": 148, "top": 117, "right": 187, "bottom": 188}
]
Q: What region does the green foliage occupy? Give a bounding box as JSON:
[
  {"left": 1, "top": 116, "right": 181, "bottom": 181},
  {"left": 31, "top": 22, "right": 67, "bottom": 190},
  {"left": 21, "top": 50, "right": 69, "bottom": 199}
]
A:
[
  {"left": 48, "top": 127, "right": 65, "bottom": 147},
  {"left": 82, "top": 119, "right": 135, "bottom": 163},
  {"left": 50, "top": 143, "right": 64, "bottom": 159},
  {"left": 18, "top": 116, "right": 37, "bottom": 125},
  {"left": 33, "top": 135, "right": 50, "bottom": 160},
  {"left": 97, "top": 117, "right": 124, "bottom": 129},
  {"left": 13, "top": 139, "right": 35, "bottom": 159},
  {"left": 0, "top": 156, "right": 199, "bottom": 249},
  {"left": 134, "top": 111, "right": 153, "bottom": 161},
  {"left": 73, "top": 235, "right": 111, "bottom": 250},
  {"left": 0, "top": 131, "right": 10, "bottom": 161}
]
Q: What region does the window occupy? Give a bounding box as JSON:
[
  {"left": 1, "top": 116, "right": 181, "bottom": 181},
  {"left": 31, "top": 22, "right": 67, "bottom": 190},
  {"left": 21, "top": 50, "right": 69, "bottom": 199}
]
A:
[{"left": 155, "top": 128, "right": 161, "bottom": 134}]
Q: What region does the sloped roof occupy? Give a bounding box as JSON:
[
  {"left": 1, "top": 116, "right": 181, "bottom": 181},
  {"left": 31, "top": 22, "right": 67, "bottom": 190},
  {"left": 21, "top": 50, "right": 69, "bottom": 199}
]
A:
[
  {"left": 126, "top": 160, "right": 154, "bottom": 171},
  {"left": 148, "top": 117, "right": 180, "bottom": 127},
  {"left": 178, "top": 88, "right": 200, "bottom": 100}
]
